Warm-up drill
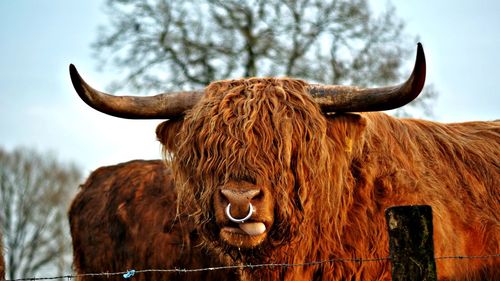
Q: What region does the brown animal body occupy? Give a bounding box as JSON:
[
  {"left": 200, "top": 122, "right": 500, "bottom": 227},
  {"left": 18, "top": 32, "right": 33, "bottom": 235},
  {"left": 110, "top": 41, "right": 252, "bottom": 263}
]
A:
[
  {"left": 69, "top": 160, "right": 236, "bottom": 281},
  {"left": 70, "top": 44, "right": 500, "bottom": 280}
]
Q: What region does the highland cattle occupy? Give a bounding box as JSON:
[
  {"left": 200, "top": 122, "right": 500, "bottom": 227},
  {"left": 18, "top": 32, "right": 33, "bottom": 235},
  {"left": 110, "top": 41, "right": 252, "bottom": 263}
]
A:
[
  {"left": 69, "top": 159, "right": 236, "bottom": 280},
  {"left": 70, "top": 43, "right": 500, "bottom": 280}
]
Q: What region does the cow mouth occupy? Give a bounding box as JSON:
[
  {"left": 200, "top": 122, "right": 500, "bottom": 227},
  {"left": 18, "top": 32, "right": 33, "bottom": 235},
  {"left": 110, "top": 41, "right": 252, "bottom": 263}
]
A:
[{"left": 220, "top": 221, "right": 268, "bottom": 248}]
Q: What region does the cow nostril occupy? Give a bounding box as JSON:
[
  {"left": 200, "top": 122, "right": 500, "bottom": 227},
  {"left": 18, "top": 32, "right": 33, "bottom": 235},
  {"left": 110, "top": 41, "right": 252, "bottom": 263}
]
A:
[
  {"left": 220, "top": 188, "right": 262, "bottom": 221},
  {"left": 252, "top": 190, "right": 263, "bottom": 200},
  {"left": 220, "top": 188, "right": 262, "bottom": 205}
]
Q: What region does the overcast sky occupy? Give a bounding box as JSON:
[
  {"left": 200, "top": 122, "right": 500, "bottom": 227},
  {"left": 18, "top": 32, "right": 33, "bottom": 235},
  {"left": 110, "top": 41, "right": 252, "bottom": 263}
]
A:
[{"left": 1, "top": 0, "right": 499, "bottom": 173}]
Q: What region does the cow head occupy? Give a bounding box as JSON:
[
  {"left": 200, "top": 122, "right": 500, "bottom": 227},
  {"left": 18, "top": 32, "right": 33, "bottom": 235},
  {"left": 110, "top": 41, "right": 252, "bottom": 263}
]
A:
[{"left": 70, "top": 44, "right": 425, "bottom": 253}]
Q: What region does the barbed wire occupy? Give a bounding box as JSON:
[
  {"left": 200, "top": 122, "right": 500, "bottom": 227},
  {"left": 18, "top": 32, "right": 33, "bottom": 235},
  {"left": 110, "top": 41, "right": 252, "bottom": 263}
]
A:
[
  {"left": 4, "top": 254, "right": 499, "bottom": 281},
  {"left": 435, "top": 254, "right": 500, "bottom": 260}
]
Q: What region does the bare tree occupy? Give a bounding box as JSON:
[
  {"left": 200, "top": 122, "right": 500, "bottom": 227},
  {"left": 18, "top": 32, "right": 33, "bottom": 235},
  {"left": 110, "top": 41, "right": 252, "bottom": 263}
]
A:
[
  {"left": 0, "top": 228, "right": 4, "bottom": 280},
  {"left": 0, "top": 147, "right": 81, "bottom": 280},
  {"left": 94, "top": 0, "right": 435, "bottom": 117}
]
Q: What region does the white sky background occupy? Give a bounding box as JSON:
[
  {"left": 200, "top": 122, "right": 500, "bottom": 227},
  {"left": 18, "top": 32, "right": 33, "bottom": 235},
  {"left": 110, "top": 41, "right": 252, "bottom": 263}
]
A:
[{"left": 0, "top": 0, "right": 499, "bottom": 174}]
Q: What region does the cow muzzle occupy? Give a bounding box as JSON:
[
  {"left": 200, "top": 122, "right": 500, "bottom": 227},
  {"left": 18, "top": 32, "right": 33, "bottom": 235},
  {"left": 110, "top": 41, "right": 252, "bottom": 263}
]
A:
[
  {"left": 223, "top": 201, "right": 267, "bottom": 237},
  {"left": 216, "top": 182, "right": 274, "bottom": 246}
]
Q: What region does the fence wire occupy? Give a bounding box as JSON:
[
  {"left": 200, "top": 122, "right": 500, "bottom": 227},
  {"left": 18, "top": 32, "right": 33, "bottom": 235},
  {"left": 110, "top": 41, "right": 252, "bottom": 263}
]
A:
[{"left": 3, "top": 254, "right": 499, "bottom": 281}]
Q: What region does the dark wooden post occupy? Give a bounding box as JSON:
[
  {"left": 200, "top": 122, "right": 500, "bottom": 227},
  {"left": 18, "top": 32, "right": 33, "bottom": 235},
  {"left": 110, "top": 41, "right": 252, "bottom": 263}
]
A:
[{"left": 385, "top": 205, "right": 437, "bottom": 281}]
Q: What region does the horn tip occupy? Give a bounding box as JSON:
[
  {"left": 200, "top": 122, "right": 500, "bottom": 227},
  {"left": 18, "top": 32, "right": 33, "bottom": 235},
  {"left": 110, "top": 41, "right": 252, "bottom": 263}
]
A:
[
  {"left": 69, "top": 64, "right": 79, "bottom": 80},
  {"left": 411, "top": 42, "right": 426, "bottom": 99},
  {"left": 69, "top": 64, "right": 83, "bottom": 93},
  {"left": 69, "top": 64, "right": 78, "bottom": 79},
  {"left": 416, "top": 42, "right": 425, "bottom": 64}
]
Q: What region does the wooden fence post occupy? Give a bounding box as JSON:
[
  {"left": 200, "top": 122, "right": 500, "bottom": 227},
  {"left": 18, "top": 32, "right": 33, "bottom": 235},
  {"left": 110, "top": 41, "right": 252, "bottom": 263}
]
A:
[{"left": 385, "top": 205, "right": 437, "bottom": 281}]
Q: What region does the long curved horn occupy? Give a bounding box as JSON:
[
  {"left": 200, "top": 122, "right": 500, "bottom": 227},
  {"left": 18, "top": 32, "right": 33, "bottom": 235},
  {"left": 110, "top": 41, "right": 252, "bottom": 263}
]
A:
[
  {"left": 309, "top": 43, "right": 426, "bottom": 113},
  {"left": 69, "top": 64, "right": 204, "bottom": 119}
]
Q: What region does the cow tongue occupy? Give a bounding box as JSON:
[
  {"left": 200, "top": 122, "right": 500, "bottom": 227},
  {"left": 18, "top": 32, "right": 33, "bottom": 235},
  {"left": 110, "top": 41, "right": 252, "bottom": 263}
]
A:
[{"left": 239, "top": 222, "right": 266, "bottom": 236}]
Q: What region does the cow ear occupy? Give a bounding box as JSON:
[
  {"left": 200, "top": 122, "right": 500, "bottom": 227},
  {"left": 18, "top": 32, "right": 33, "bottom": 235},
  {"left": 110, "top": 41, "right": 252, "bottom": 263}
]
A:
[
  {"left": 156, "top": 118, "right": 184, "bottom": 152},
  {"left": 325, "top": 113, "right": 367, "bottom": 154}
]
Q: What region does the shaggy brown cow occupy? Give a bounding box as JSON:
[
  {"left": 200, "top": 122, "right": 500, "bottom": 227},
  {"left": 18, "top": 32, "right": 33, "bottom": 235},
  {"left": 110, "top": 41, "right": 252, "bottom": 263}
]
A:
[
  {"left": 70, "top": 43, "right": 500, "bottom": 280},
  {"left": 69, "top": 160, "right": 236, "bottom": 281}
]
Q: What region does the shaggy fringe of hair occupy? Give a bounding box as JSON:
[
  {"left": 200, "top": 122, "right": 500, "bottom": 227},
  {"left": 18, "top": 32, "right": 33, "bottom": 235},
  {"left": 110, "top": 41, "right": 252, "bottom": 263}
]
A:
[{"left": 169, "top": 78, "right": 353, "bottom": 267}]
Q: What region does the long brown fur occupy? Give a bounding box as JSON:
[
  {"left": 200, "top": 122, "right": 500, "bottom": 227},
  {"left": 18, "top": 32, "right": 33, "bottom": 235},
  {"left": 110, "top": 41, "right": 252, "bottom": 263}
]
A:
[
  {"left": 157, "top": 78, "right": 500, "bottom": 280},
  {"left": 68, "top": 160, "right": 237, "bottom": 281}
]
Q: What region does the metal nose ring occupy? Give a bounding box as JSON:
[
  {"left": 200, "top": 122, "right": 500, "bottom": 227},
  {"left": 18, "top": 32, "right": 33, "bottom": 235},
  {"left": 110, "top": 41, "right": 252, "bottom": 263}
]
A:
[{"left": 225, "top": 203, "right": 254, "bottom": 223}]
